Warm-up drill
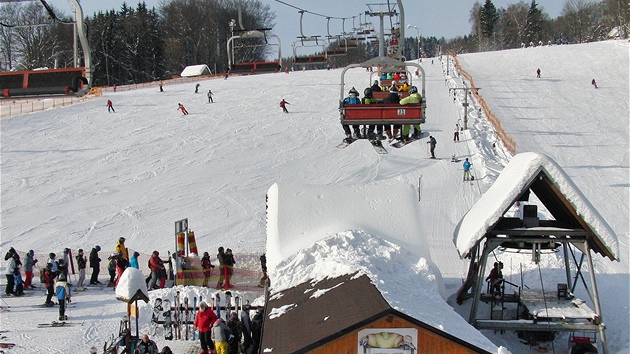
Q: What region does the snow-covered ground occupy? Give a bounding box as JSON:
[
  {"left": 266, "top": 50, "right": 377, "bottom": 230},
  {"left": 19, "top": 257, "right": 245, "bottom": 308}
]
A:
[{"left": 1, "top": 40, "right": 627, "bottom": 353}]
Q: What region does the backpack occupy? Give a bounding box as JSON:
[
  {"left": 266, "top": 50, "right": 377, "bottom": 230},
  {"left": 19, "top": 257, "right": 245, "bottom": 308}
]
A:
[{"left": 40, "top": 268, "right": 47, "bottom": 283}]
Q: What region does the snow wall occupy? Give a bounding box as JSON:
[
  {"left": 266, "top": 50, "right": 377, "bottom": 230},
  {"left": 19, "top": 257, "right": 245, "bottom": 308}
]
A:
[{"left": 265, "top": 182, "right": 433, "bottom": 272}]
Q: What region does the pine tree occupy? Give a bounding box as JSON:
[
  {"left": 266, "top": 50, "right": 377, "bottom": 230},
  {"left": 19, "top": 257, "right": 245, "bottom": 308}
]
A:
[
  {"left": 525, "top": 0, "right": 543, "bottom": 44},
  {"left": 478, "top": 0, "right": 499, "bottom": 51}
]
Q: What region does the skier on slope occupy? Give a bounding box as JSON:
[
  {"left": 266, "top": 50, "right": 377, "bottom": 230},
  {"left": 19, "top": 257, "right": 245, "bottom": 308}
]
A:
[
  {"left": 195, "top": 83, "right": 201, "bottom": 93},
  {"left": 177, "top": 103, "right": 189, "bottom": 115},
  {"left": 207, "top": 90, "right": 214, "bottom": 103},
  {"left": 463, "top": 158, "right": 472, "bottom": 181},
  {"left": 453, "top": 123, "right": 460, "bottom": 142},
  {"left": 106, "top": 99, "right": 115, "bottom": 113},
  {"left": 279, "top": 99, "right": 289, "bottom": 113},
  {"left": 591, "top": 79, "right": 598, "bottom": 88},
  {"left": 426, "top": 135, "right": 437, "bottom": 159}
]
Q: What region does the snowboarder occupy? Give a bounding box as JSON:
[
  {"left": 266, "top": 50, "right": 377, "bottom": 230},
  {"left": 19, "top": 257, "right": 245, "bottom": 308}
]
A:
[
  {"left": 75, "top": 249, "right": 86, "bottom": 290},
  {"left": 427, "top": 135, "right": 437, "bottom": 159},
  {"left": 207, "top": 90, "right": 214, "bottom": 103},
  {"left": 453, "top": 124, "right": 460, "bottom": 142},
  {"left": 135, "top": 334, "right": 159, "bottom": 354},
  {"left": 536, "top": 68, "right": 541, "bottom": 78},
  {"left": 399, "top": 86, "right": 422, "bottom": 141},
  {"left": 279, "top": 99, "right": 289, "bottom": 113},
  {"left": 463, "top": 158, "right": 472, "bottom": 181},
  {"left": 55, "top": 273, "right": 71, "bottom": 321},
  {"left": 177, "top": 103, "right": 189, "bottom": 115},
  {"left": 89, "top": 245, "right": 101, "bottom": 285},
  {"left": 591, "top": 79, "right": 598, "bottom": 88},
  {"left": 193, "top": 301, "right": 217, "bottom": 354},
  {"left": 24, "top": 250, "right": 37, "bottom": 289},
  {"left": 106, "top": 99, "right": 115, "bottom": 113},
  {"left": 195, "top": 83, "right": 201, "bottom": 93}
]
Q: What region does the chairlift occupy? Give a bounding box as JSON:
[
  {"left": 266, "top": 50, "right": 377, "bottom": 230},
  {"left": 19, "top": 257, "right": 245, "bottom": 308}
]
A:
[
  {"left": 292, "top": 36, "right": 327, "bottom": 64},
  {"left": 0, "top": 0, "right": 91, "bottom": 97},
  {"left": 227, "top": 0, "right": 281, "bottom": 74},
  {"left": 324, "top": 18, "right": 349, "bottom": 57},
  {"left": 339, "top": 57, "right": 426, "bottom": 127}
]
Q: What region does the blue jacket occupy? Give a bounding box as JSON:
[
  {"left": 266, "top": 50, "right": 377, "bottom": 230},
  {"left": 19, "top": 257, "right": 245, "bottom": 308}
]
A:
[
  {"left": 463, "top": 160, "right": 471, "bottom": 171},
  {"left": 130, "top": 256, "right": 139, "bottom": 269},
  {"left": 344, "top": 97, "right": 360, "bottom": 104}
]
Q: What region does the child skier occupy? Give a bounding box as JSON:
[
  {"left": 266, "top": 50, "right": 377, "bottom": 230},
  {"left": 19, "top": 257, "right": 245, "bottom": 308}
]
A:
[
  {"left": 591, "top": 79, "right": 598, "bottom": 88},
  {"left": 463, "top": 158, "right": 472, "bottom": 181},
  {"left": 177, "top": 103, "right": 189, "bottom": 115},
  {"left": 107, "top": 254, "right": 117, "bottom": 286},
  {"left": 106, "top": 99, "right": 115, "bottom": 113},
  {"left": 55, "top": 274, "right": 71, "bottom": 321}
]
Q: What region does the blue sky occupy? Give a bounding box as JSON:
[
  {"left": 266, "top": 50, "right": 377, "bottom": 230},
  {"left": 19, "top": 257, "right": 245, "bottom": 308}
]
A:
[{"left": 58, "top": 0, "right": 563, "bottom": 41}]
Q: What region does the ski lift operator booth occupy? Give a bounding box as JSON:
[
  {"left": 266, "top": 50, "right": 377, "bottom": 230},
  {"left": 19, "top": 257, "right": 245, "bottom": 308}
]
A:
[{"left": 340, "top": 57, "right": 426, "bottom": 126}]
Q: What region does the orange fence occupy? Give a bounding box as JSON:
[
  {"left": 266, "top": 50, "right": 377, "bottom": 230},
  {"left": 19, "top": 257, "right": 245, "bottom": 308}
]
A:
[
  {"left": 0, "top": 93, "right": 100, "bottom": 119},
  {"left": 450, "top": 52, "right": 517, "bottom": 155}
]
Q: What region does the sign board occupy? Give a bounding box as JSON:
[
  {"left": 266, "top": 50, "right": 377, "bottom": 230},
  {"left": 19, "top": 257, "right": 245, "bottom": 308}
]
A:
[{"left": 175, "top": 218, "right": 188, "bottom": 234}]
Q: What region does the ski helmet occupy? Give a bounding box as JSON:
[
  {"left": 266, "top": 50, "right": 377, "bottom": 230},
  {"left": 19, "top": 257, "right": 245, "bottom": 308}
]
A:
[
  {"left": 28, "top": 250, "right": 34, "bottom": 256},
  {"left": 95, "top": 245, "right": 101, "bottom": 251},
  {"left": 364, "top": 87, "right": 373, "bottom": 98},
  {"left": 119, "top": 237, "right": 126, "bottom": 243},
  {"left": 133, "top": 251, "right": 140, "bottom": 257},
  {"left": 409, "top": 86, "right": 418, "bottom": 94},
  {"left": 58, "top": 259, "right": 66, "bottom": 267},
  {"left": 49, "top": 252, "right": 56, "bottom": 259},
  {"left": 348, "top": 87, "right": 358, "bottom": 96}
]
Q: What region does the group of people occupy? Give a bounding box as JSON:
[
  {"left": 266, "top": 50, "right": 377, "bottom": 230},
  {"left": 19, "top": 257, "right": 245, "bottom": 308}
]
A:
[
  {"left": 341, "top": 83, "right": 423, "bottom": 144},
  {"left": 192, "top": 301, "right": 264, "bottom": 354}
]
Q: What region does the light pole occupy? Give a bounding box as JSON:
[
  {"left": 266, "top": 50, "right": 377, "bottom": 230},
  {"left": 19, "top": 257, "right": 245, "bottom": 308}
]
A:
[{"left": 407, "top": 24, "right": 421, "bottom": 61}]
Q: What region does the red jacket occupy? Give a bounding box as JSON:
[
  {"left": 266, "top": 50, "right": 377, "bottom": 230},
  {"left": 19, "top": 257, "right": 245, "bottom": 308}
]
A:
[
  {"left": 149, "top": 255, "right": 164, "bottom": 272},
  {"left": 194, "top": 308, "right": 217, "bottom": 332}
]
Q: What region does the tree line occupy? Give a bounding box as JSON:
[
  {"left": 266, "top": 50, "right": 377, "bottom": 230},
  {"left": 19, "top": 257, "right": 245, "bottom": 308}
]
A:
[
  {"left": 0, "top": 0, "right": 627, "bottom": 86},
  {"left": 444, "top": 0, "right": 628, "bottom": 54}
]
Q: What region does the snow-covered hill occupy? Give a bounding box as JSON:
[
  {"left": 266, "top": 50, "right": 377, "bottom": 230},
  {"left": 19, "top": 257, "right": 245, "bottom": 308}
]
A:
[{"left": 1, "top": 40, "right": 627, "bottom": 353}]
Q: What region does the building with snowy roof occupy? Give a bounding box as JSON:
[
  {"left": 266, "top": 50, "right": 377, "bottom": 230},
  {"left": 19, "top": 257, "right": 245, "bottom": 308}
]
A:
[
  {"left": 179, "top": 64, "right": 212, "bottom": 77},
  {"left": 453, "top": 152, "right": 617, "bottom": 353}
]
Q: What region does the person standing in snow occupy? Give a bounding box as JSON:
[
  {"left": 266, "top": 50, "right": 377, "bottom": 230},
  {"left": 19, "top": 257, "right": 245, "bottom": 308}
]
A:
[
  {"left": 224, "top": 248, "right": 236, "bottom": 288},
  {"left": 536, "top": 68, "right": 541, "bottom": 78},
  {"left": 48, "top": 253, "right": 59, "bottom": 276},
  {"left": 107, "top": 254, "right": 117, "bottom": 286},
  {"left": 115, "top": 237, "right": 129, "bottom": 266},
  {"left": 240, "top": 303, "right": 253, "bottom": 353},
  {"left": 210, "top": 318, "right": 232, "bottom": 354},
  {"left": 453, "top": 124, "right": 460, "bottom": 142},
  {"left": 250, "top": 309, "right": 264, "bottom": 354},
  {"left": 89, "top": 245, "right": 101, "bottom": 285},
  {"left": 216, "top": 247, "right": 227, "bottom": 288},
  {"left": 427, "top": 135, "right": 437, "bottom": 159},
  {"left": 55, "top": 273, "right": 71, "bottom": 321},
  {"left": 226, "top": 312, "right": 241, "bottom": 354},
  {"left": 279, "top": 99, "right": 289, "bottom": 113},
  {"left": 106, "top": 99, "right": 115, "bottom": 113},
  {"left": 24, "top": 250, "right": 37, "bottom": 289},
  {"left": 75, "top": 249, "right": 86, "bottom": 290},
  {"left": 4, "top": 249, "right": 17, "bottom": 295},
  {"left": 591, "top": 79, "right": 598, "bottom": 88},
  {"left": 130, "top": 251, "right": 140, "bottom": 269},
  {"left": 201, "top": 252, "right": 215, "bottom": 287},
  {"left": 463, "top": 158, "right": 472, "bottom": 181},
  {"left": 207, "top": 90, "right": 214, "bottom": 103},
  {"left": 195, "top": 83, "right": 201, "bottom": 93},
  {"left": 43, "top": 263, "right": 56, "bottom": 306},
  {"left": 177, "top": 103, "right": 189, "bottom": 115},
  {"left": 194, "top": 301, "right": 217, "bottom": 354},
  {"left": 159, "top": 81, "right": 164, "bottom": 92},
  {"left": 148, "top": 251, "right": 165, "bottom": 290}
]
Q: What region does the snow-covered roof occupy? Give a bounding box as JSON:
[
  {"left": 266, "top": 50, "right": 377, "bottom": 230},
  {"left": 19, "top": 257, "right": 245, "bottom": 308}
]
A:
[
  {"left": 115, "top": 267, "right": 149, "bottom": 302},
  {"left": 180, "top": 64, "right": 211, "bottom": 77},
  {"left": 453, "top": 152, "right": 618, "bottom": 260}
]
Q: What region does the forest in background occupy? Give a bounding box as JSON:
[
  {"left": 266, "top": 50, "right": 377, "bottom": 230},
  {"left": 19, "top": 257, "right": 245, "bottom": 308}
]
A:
[{"left": 0, "top": 0, "right": 627, "bottom": 86}]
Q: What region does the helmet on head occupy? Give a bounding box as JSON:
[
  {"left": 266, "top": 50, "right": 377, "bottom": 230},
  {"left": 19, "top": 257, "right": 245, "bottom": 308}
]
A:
[
  {"left": 58, "top": 259, "right": 66, "bottom": 267},
  {"left": 49, "top": 253, "right": 56, "bottom": 259},
  {"left": 78, "top": 249, "right": 83, "bottom": 254},
  {"left": 409, "top": 86, "right": 418, "bottom": 94},
  {"left": 119, "top": 237, "right": 126, "bottom": 243},
  {"left": 28, "top": 250, "right": 34, "bottom": 256},
  {"left": 203, "top": 252, "right": 209, "bottom": 257},
  {"left": 348, "top": 87, "right": 358, "bottom": 96},
  {"left": 95, "top": 245, "right": 101, "bottom": 251},
  {"left": 389, "top": 86, "right": 398, "bottom": 93},
  {"left": 133, "top": 251, "right": 140, "bottom": 257},
  {"left": 364, "top": 87, "right": 373, "bottom": 98},
  {"left": 64, "top": 248, "right": 70, "bottom": 253}
]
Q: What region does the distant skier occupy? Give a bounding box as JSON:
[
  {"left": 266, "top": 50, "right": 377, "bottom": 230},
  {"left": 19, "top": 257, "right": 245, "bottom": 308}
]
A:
[
  {"left": 427, "top": 135, "right": 437, "bottom": 159},
  {"left": 195, "top": 83, "right": 200, "bottom": 93},
  {"left": 207, "top": 90, "right": 214, "bottom": 103},
  {"left": 279, "top": 99, "right": 289, "bottom": 113},
  {"left": 453, "top": 124, "right": 460, "bottom": 142},
  {"left": 463, "top": 158, "right": 472, "bottom": 181},
  {"left": 536, "top": 68, "right": 541, "bottom": 78},
  {"left": 159, "top": 81, "right": 164, "bottom": 92},
  {"left": 591, "top": 79, "right": 598, "bottom": 89},
  {"left": 106, "top": 99, "right": 115, "bottom": 113},
  {"left": 177, "top": 103, "right": 189, "bottom": 115}
]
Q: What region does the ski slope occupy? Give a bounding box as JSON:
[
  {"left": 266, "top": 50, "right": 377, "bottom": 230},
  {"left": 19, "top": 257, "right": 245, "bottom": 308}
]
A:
[{"left": 0, "top": 40, "right": 628, "bottom": 353}]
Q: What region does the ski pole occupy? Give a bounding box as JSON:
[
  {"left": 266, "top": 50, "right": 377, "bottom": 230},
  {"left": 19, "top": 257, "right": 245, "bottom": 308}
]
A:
[{"left": 0, "top": 296, "right": 10, "bottom": 308}]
